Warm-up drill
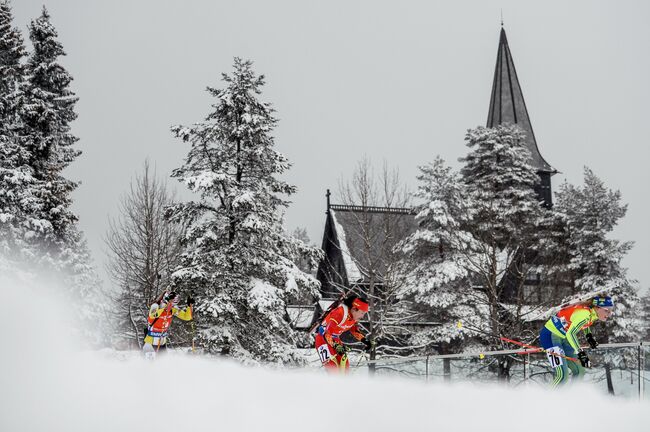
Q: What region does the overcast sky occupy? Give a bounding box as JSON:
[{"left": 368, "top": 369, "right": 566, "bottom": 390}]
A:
[{"left": 12, "top": 0, "right": 650, "bottom": 291}]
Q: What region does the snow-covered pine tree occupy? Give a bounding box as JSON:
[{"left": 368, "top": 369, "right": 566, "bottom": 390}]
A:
[
  {"left": 639, "top": 290, "right": 650, "bottom": 342},
  {"left": 0, "top": 0, "right": 30, "bottom": 262},
  {"left": 19, "top": 7, "right": 80, "bottom": 259},
  {"left": 288, "top": 226, "right": 319, "bottom": 295},
  {"left": 17, "top": 8, "right": 105, "bottom": 345},
  {"left": 398, "top": 156, "right": 487, "bottom": 354},
  {"left": 168, "top": 58, "right": 320, "bottom": 363},
  {"left": 63, "top": 225, "right": 106, "bottom": 344},
  {"left": 459, "top": 124, "right": 550, "bottom": 377},
  {"left": 554, "top": 167, "right": 640, "bottom": 348},
  {"left": 460, "top": 125, "right": 544, "bottom": 250},
  {"left": 0, "top": 0, "right": 25, "bottom": 125}
]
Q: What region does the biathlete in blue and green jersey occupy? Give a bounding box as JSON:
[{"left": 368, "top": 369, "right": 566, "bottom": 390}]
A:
[{"left": 539, "top": 295, "right": 614, "bottom": 387}]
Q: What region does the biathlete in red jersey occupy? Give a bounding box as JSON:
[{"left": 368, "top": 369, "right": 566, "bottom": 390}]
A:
[{"left": 314, "top": 295, "right": 371, "bottom": 373}]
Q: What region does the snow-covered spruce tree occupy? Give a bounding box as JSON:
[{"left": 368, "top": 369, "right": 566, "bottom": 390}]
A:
[
  {"left": 397, "top": 156, "right": 488, "bottom": 356},
  {"left": 288, "top": 226, "right": 319, "bottom": 298},
  {"left": 13, "top": 7, "right": 80, "bottom": 266},
  {"left": 168, "top": 58, "right": 320, "bottom": 363},
  {"left": 18, "top": 8, "right": 105, "bottom": 344},
  {"left": 554, "top": 167, "right": 640, "bottom": 349},
  {"left": 0, "top": 0, "right": 29, "bottom": 263},
  {"left": 639, "top": 290, "right": 650, "bottom": 342},
  {"left": 0, "top": 0, "right": 25, "bottom": 125},
  {"left": 459, "top": 125, "right": 551, "bottom": 378},
  {"left": 20, "top": 7, "right": 80, "bottom": 257}
]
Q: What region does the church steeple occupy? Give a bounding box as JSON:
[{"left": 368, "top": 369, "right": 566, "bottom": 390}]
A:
[{"left": 487, "top": 27, "right": 556, "bottom": 206}]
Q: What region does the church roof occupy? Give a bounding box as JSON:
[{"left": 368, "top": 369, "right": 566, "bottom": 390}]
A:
[
  {"left": 328, "top": 205, "right": 418, "bottom": 284},
  {"left": 487, "top": 28, "right": 556, "bottom": 174}
]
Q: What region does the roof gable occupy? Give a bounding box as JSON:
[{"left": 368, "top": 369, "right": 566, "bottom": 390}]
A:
[{"left": 329, "top": 205, "right": 418, "bottom": 283}]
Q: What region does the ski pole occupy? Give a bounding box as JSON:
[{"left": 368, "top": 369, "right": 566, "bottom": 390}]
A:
[
  {"left": 354, "top": 349, "right": 368, "bottom": 368},
  {"left": 500, "top": 337, "right": 577, "bottom": 362},
  {"left": 187, "top": 291, "right": 196, "bottom": 353},
  {"left": 190, "top": 318, "right": 196, "bottom": 353}
]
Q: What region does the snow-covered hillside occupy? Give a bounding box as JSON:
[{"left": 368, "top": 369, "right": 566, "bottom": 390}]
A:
[{"left": 1, "top": 276, "right": 648, "bottom": 432}]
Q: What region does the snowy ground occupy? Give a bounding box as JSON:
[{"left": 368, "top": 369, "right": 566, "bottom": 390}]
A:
[
  {"left": 346, "top": 352, "right": 650, "bottom": 401},
  {"left": 2, "top": 278, "right": 649, "bottom": 431}
]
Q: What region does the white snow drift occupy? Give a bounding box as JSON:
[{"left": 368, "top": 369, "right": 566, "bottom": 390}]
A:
[{"left": 1, "top": 276, "right": 648, "bottom": 432}]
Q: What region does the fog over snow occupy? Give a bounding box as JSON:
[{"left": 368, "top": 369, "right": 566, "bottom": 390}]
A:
[{"left": 1, "top": 276, "right": 648, "bottom": 432}]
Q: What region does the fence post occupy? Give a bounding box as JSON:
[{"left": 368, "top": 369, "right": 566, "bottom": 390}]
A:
[
  {"left": 604, "top": 362, "right": 615, "bottom": 395},
  {"left": 443, "top": 358, "right": 451, "bottom": 382},
  {"left": 524, "top": 353, "right": 529, "bottom": 382},
  {"left": 425, "top": 355, "right": 430, "bottom": 382},
  {"left": 638, "top": 343, "right": 643, "bottom": 401}
]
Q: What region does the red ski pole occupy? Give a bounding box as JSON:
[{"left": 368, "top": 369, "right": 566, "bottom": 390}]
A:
[{"left": 500, "top": 336, "right": 578, "bottom": 362}]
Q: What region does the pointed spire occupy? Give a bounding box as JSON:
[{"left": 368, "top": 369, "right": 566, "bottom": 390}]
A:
[{"left": 487, "top": 28, "right": 555, "bottom": 174}]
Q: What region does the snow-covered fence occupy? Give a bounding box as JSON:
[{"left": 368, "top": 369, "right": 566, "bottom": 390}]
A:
[{"left": 351, "top": 342, "right": 649, "bottom": 400}]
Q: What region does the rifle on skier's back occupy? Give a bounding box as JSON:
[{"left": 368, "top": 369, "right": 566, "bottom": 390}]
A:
[
  {"left": 308, "top": 287, "right": 356, "bottom": 335},
  {"left": 531, "top": 290, "right": 607, "bottom": 321}
]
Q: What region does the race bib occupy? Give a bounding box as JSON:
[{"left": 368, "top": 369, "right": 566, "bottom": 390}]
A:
[
  {"left": 546, "top": 346, "right": 564, "bottom": 368},
  {"left": 317, "top": 344, "right": 331, "bottom": 363}
]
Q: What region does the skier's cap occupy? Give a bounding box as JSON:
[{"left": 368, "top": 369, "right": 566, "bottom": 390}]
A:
[
  {"left": 592, "top": 296, "right": 614, "bottom": 308},
  {"left": 352, "top": 297, "right": 369, "bottom": 312},
  {"left": 164, "top": 291, "right": 180, "bottom": 304}
]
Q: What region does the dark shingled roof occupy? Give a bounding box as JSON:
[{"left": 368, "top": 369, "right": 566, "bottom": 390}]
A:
[
  {"left": 487, "top": 27, "right": 556, "bottom": 174},
  {"left": 330, "top": 205, "right": 418, "bottom": 283}
]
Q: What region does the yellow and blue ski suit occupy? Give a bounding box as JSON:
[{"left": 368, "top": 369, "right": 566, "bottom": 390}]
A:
[
  {"left": 144, "top": 301, "right": 193, "bottom": 350},
  {"left": 539, "top": 304, "right": 598, "bottom": 387}
]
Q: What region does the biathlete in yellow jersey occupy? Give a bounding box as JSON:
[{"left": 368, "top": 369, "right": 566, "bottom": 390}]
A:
[
  {"left": 539, "top": 295, "right": 614, "bottom": 387},
  {"left": 143, "top": 291, "right": 194, "bottom": 359}
]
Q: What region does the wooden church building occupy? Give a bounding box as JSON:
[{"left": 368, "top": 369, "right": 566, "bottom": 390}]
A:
[
  {"left": 314, "top": 26, "right": 558, "bottom": 305},
  {"left": 316, "top": 191, "right": 418, "bottom": 300}
]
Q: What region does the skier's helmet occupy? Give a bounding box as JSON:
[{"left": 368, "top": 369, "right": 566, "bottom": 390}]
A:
[
  {"left": 592, "top": 296, "right": 614, "bottom": 308},
  {"left": 164, "top": 291, "right": 180, "bottom": 305}
]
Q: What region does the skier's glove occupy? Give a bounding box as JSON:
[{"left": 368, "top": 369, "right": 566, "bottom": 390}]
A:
[
  {"left": 586, "top": 333, "right": 598, "bottom": 349},
  {"left": 577, "top": 350, "right": 591, "bottom": 368},
  {"left": 362, "top": 338, "right": 375, "bottom": 352},
  {"left": 187, "top": 296, "right": 195, "bottom": 307},
  {"left": 333, "top": 343, "right": 348, "bottom": 355}
]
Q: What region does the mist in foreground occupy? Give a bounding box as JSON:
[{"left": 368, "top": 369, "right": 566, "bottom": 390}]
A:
[{"left": 1, "top": 276, "right": 648, "bottom": 432}]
